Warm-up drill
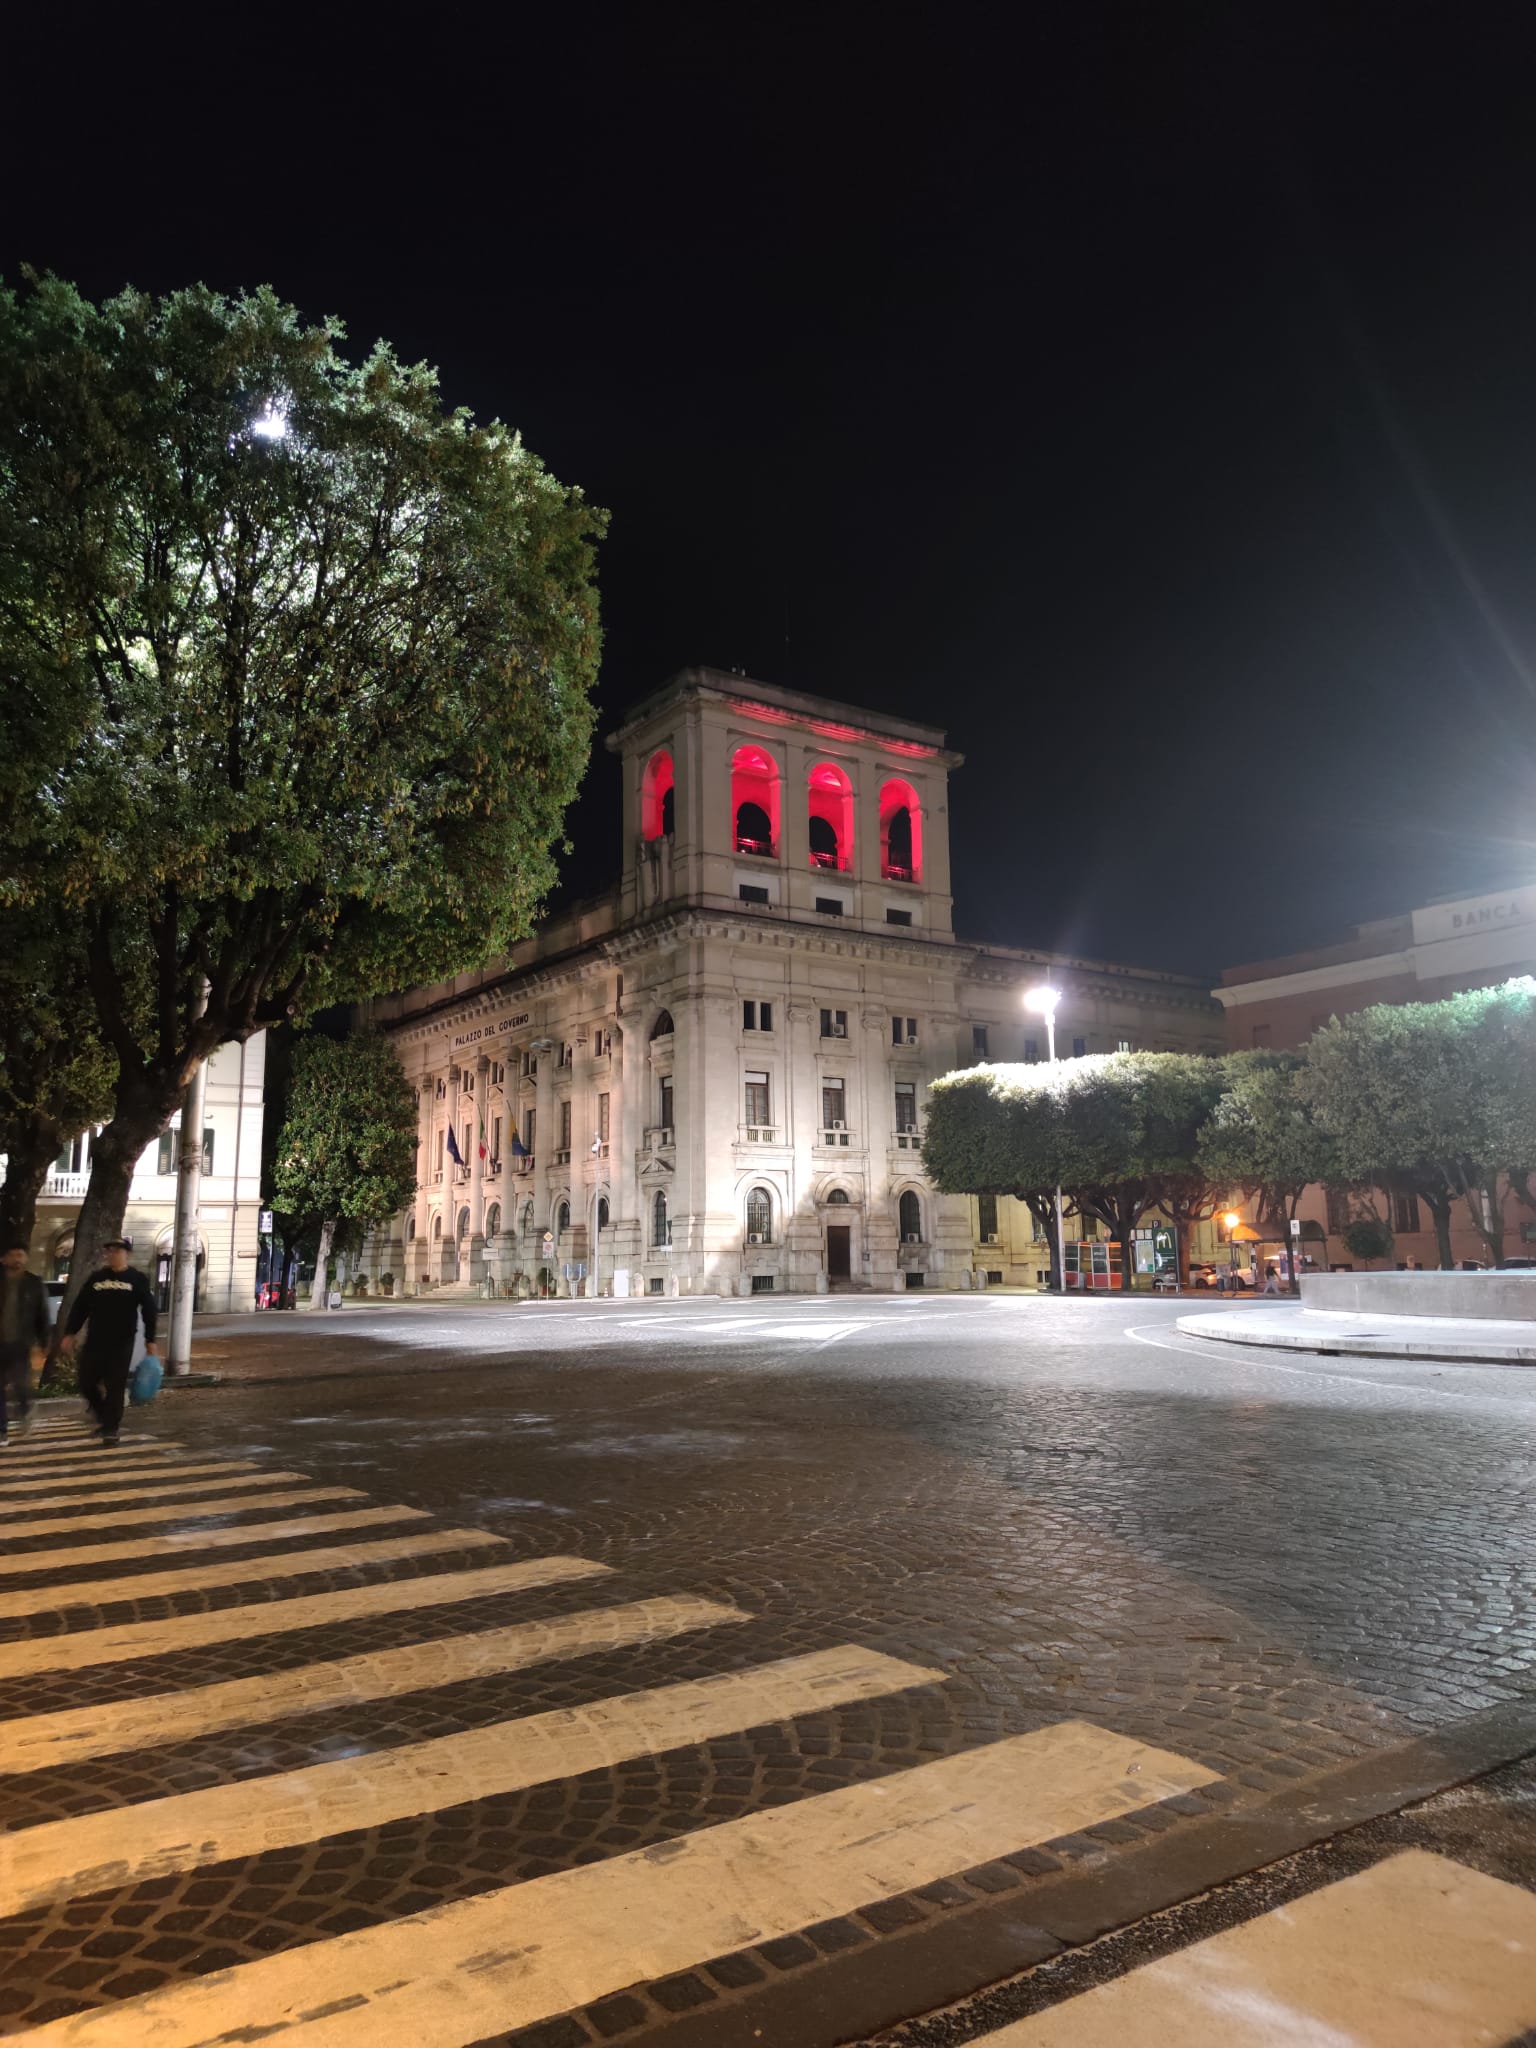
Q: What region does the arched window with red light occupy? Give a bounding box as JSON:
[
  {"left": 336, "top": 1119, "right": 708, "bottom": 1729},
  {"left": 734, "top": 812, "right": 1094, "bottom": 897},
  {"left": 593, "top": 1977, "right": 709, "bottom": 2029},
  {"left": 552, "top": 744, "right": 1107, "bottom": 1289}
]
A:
[
  {"left": 732, "top": 745, "right": 780, "bottom": 857},
  {"left": 642, "top": 750, "right": 675, "bottom": 840},
  {"left": 807, "top": 762, "right": 853, "bottom": 871},
  {"left": 879, "top": 778, "right": 923, "bottom": 882}
]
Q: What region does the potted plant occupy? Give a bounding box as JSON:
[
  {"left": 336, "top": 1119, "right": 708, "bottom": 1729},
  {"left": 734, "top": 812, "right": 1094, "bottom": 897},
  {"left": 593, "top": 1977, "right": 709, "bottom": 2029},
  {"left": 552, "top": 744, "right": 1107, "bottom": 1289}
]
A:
[{"left": 379, "top": 1271, "right": 395, "bottom": 1296}]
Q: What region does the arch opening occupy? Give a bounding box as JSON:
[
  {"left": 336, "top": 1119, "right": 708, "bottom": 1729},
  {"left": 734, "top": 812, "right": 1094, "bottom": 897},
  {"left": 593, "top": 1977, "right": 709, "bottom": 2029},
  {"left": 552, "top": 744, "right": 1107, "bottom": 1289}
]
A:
[
  {"left": 807, "top": 761, "right": 853, "bottom": 871},
  {"left": 899, "top": 1188, "right": 924, "bottom": 1241},
  {"left": 879, "top": 778, "right": 923, "bottom": 882},
  {"left": 732, "top": 745, "right": 780, "bottom": 857},
  {"left": 746, "top": 1186, "right": 773, "bottom": 1242},
  {"left": 642, "top": 750, "right": 675, "bottom": 840}
]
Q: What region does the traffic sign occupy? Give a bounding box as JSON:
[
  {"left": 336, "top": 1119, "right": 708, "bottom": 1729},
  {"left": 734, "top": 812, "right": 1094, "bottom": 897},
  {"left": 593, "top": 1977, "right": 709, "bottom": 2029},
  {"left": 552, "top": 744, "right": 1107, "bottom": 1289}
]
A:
[
  {"left": 258, "top": 1208, "right": 274, "bottom": 1234},
  {"left": 1289, "top": 1218, "right": 1302, "bottom": 1237}
]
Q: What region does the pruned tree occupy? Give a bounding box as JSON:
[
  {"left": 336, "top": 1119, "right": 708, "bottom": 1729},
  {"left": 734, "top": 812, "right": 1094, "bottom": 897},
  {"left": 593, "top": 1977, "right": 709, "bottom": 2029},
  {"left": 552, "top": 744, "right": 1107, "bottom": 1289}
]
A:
[
  {"left": 0, "top": 275, "right": 604, "bottom": 1312},
  {"left": 270, "top": 1030, "right": 418, "bottom": 1307},
  {"left": 925, "top": 1051, "right": 1229, "bottom": 1289},
  {"left": 1199, "top": 1050, "right": 1338, "bottom": 1228},
  {"left": 1302, "top": 979, "right": 1536, "bottom": 1268}
]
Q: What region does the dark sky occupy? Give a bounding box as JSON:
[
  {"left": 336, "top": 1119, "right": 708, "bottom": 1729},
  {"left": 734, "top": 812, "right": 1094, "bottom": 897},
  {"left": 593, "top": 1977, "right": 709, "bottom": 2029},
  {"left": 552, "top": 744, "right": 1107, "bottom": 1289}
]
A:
[{"left": 10, "top": 5, "right": 1536, "bottom": 978}]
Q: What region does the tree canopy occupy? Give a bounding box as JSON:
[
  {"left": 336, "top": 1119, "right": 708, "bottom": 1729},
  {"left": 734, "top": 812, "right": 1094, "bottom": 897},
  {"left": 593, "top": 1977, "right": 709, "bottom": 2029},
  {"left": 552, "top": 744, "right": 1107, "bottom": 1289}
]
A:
[
  {"left": 0, "top": 274, "right": 604, "bottom": 1294},
  {"left": 271, "top": 1030, "right": 418, "bottom": 1306},
  {"left": 1302, "top": 979, "right": 1536, "bottom": 1266},
  {"left": 1197, "top": 1049, "right": 1338, "bottom": 1222}
]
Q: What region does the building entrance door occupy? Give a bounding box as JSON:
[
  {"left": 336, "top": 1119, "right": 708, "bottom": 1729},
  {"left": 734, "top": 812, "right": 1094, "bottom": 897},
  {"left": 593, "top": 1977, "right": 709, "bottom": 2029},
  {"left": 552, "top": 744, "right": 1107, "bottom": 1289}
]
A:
[{"left": 826, "top": 1224, "right": 851, "bottom": 1279}]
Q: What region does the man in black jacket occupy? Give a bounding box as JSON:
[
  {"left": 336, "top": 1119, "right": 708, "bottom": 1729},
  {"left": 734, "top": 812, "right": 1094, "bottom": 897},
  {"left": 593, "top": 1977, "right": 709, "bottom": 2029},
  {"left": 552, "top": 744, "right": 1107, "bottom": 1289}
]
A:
[
  {"left": 61, "top": 1238, "right": 160, "bottom": 1446},
  {"left": 0, "top": 1245, "right": 49, "bottom": 1446}
]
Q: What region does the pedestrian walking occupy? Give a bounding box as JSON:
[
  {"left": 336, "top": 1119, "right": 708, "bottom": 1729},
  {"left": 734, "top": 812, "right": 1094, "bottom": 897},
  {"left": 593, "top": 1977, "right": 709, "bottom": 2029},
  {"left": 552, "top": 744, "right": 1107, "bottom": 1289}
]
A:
[
  {"left": 0, "top": 1245, "right": 49, "bottom": 1447},
  {"left": 60, "top": 1238, "right": 160, "bottom": 1447}
]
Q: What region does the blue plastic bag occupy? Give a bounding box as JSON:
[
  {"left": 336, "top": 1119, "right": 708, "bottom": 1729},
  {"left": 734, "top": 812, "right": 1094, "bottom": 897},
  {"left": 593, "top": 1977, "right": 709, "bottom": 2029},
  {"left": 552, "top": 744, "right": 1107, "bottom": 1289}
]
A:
[{"left": 130, "top": 1354, "right": 164, "bottom": 1405}]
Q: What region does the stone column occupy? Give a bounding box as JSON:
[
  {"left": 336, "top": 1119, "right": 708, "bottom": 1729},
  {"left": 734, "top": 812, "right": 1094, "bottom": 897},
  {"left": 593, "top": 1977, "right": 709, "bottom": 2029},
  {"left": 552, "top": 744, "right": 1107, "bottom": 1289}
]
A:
[
  {"left": 467, "top": 1054, "right": 489, "bottom": 1283},
  {"left": 413, "top": 1064, "right": 435, "bottom": 1292}
]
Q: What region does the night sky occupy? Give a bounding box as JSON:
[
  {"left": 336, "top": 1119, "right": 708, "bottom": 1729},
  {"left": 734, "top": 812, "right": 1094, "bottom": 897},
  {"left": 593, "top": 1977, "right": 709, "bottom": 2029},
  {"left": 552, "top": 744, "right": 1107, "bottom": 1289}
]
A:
[{"left": 10, "top": 6, "right": 1536, "bottom": 978}]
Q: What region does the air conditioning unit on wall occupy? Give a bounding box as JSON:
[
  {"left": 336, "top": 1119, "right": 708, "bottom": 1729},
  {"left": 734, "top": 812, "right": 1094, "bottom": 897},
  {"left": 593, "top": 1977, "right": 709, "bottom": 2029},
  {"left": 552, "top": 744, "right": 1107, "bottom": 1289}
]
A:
[
  {"left": 903, "top": 1233, "right": 921, "bottom": 1244},
  {"left": 748, "top": 1232, "right": 765, "bottom": 1245},
  {"left": 832, "top": 1119, "right": 846, "bottom": 1129},
  {"left": 984, "top": 1233, "right": 999, "bottom": 1245}
]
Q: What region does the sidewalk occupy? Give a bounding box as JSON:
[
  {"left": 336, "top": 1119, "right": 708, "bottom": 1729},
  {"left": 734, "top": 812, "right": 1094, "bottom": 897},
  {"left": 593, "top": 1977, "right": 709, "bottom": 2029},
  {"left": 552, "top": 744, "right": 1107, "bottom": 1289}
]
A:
[{"left": 1177, "top": 1303, "right": 1536, "bottom": 1365}]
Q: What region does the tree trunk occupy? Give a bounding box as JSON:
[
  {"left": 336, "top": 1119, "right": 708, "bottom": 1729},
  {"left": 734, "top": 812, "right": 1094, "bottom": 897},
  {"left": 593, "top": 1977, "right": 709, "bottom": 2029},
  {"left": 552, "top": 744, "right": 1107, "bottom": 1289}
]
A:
[
  {"left": 1421, "top": 1185, "right": 1455, "bottom": 1270},
  {"left": 309, "top": 1218, "right": 336, "bottom": 1309},
  {"left": 1463, "top": 1177, "right": 1505, "bottom": 1266},
  {"left": 1020, "top": 1191, "right": 1061, "bottom": 1289},
  {"left": 58, "top": 1089, "right": 180, "bottom": 1336},
  {"left": 0, "top": 1113, "right": 62, "bottom": 1253}
]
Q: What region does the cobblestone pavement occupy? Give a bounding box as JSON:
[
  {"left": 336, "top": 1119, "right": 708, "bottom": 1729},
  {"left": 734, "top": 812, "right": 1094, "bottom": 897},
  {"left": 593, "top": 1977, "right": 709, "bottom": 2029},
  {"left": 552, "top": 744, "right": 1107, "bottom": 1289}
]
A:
[{"left": 1, "top": 1294, "right": 1533, "bottom": 2043}]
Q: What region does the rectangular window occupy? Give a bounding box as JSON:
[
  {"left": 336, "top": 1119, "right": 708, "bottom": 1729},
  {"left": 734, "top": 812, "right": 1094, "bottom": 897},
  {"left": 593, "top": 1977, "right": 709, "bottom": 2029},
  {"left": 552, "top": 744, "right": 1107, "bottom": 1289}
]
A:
[
  {"left": 739, "top": 883, "right": 770, "bottom": 905},
  {"left": 1251, "top": 1023, "right": 1272, "bottom": 1048},
  {"left": 491, "top": 1115, "right": 502, "bottom": 1163},
  {"left": 894, "top": 1081, "right": 917, "bottom": 1133},
  {"left": 822, "top": 1080, "right": 846, "bottom": 1129},
  {"left": 436, "top": 1129, "right": 445, "bottom": 1175},
  {"left": 1072, "top": 1036, "right": 1087, "bottom": 1058},
  {"left": 524, "top": 1108, "right": 536, "bottom": 1155},
  {"left": 743, "top": 999, "right": 775, "bottom": 1032},
  {"left": 1080, "top": 1211, "right": 1099, "bottom": 1239},
  {"left": 892, "top": 1016, "right": 919, "bottom": 1045},
  {"left": 659, "top": 1077, "right": 674, "bottom": 1130},
  {"left": 820, "top": 1008, "right": 848, "bottom": 1038},
  {"left": 977, "top": 1193, "right": 998, "bottom": 1239},
  {"left": 750, "top": 1273, "right": 776, "bottom": 1293},
  {"left": 1024, "top": 1037, "right": 1039, "bottom": 1063},
  {"left": 1325, "top": 1185, "right": 1349, "bottom": 1234},
  {"left": 1117, "top": 1039, "right": 1131, "bottom": 1053},
  {"left": 886, "top": 908, "right": 913, "bottom": 926},
  {"left": 157, "top": 1131, "right": 176, "bottom": 1176},
  {"left": 1391, "top": 1189, "right": 1421, "bottom": 1234},
  {"left": 815, "top": 896, "right": 843, "bottom": 916},
  {"left": 744, "top": 1071, "right": 771, "bottom": 1125},
  {"left": 202, "top": 1128, "right": 214, "bottom": 1175},
  {"left": 972, "top": 1025, "right": 989, "bottom": 1058},
  {"left": 598, "top": 1093, "right": 610, "bottom": 1143},
  {"left": 559, "top": 1099, "right": 572, "bottom": 1150}
]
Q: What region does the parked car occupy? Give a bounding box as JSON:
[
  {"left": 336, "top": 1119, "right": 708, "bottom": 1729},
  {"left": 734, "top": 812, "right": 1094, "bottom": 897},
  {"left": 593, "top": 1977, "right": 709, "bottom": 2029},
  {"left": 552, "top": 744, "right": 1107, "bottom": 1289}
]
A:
[{"left": 1189, "top": 1263, "right": 1255, "bottom": 1289}]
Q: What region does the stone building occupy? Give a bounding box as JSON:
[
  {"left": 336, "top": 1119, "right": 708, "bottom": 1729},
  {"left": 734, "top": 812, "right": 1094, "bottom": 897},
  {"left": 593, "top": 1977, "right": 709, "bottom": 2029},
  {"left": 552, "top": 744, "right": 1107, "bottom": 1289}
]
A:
[
  {"left": 27, "top": 1035, "right": 268, "bottom": 1310},
  {"left": 367, "top": 671, "right": 1223, "bottom": 1296}
]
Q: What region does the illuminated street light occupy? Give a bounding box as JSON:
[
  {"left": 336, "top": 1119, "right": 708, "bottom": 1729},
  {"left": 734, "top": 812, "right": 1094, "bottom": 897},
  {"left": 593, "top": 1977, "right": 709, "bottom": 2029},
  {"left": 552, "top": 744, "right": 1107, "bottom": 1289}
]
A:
[
  {"left": 1023, "top": 986, "right": 1067, "bottom": 1295},
  {"left": 250, "top": 404, "right": 289, "bottom": 441}
]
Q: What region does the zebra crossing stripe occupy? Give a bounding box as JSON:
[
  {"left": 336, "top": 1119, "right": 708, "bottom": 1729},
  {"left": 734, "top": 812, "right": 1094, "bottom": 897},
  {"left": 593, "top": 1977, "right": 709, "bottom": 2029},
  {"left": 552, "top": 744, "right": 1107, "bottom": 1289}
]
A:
[
  {"left": 0, "top": 1591, "right": 746, "bottom": 1773},
  {"left": 0, "top": 1474, "right": 319, "bottom": 1523},
  {"left": 0, "top": 1485, "right": 366, "bottom": 1539},
  {"left": 967, "top": 1849, "right": 1536, "bottom": 2045},
  {"left": 3, "top": 1445, "right": 180, "bottom": 1472},
  {"left": 10, "top": 1721, "right": 1217, "bottom": 2047},
  {"left": 0, "top": 1461, "right": 262, "bottom": 1498},
  {"left": 0, "top": 1505, "right": 428, "bottom": 1585},
  {"left": 0, "top": 1554, "right": 612, "bottom": 1679},
  {"left": 0, "top": 1643, "right": 942, "bottom": 1917}
]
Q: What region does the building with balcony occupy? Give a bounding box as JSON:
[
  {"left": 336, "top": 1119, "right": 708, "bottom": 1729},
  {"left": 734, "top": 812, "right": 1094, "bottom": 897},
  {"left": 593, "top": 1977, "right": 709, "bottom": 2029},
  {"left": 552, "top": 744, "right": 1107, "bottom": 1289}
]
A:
[
  {"left": 366, "top": 670, "right": 1222, "bottom": 1296},
  {"left": 28, "top": 1037, "right": 268, "bottom": 1310}
]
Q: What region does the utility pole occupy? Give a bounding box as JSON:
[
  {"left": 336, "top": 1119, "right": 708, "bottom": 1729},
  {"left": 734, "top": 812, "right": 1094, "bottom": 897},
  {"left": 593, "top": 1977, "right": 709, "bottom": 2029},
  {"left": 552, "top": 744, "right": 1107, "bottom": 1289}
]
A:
[{"left": 166, "top": 986, "right": 209, "bottom": 1376}]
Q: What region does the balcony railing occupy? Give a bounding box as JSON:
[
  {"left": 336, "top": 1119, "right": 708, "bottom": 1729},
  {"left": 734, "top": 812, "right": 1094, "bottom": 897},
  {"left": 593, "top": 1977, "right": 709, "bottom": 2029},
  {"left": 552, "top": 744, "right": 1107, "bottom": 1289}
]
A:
[
  {"left": 740, "top": 1125, "right": 781, "bottom": 1144},
  {"left": 645, "top": 1125, "right": 675, "bottom": 1149},
  {"left": 513, "top": 1156, "right": 535, "bottom": 1175},
  {"left": 819, "top": 1127, "right": 854, "bottom": 1148},
  {"left": 734, "top": 835, "right": 774, "bottom": 858},
  {"left": 892, "top": 1129, "right": 921, "bottom": 1150},
  {"left": 553, "top": 1148, "right": 571, "bottom": 1166},
  {"left": 882, "top": 862, "right": 916, "bottom": 882},
  {"left": 43, "top": 1171, "right": 89, "bottom": 1200}
]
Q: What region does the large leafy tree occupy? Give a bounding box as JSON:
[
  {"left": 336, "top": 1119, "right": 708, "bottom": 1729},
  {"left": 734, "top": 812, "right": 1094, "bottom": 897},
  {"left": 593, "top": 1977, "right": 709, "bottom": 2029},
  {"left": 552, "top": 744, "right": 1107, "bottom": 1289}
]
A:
[
  {"left": 1199, "top": 1050, "right": 1338, "bottom": 1227},
  {"left": 271, "top": 1030, "right": 418, "bottom": 1307},
  {"left": 926, "top": 1051, "right": 1230, "bottom": 1287},
  {"left": 1302, "top": 979, "right": 1536, "bottom": 1267},
  {"left": 0, "top": 275, "right": 603, "bottom": 1307},
  {"left": 0, "top": 908, "right": 118, "bottom": 1251}
]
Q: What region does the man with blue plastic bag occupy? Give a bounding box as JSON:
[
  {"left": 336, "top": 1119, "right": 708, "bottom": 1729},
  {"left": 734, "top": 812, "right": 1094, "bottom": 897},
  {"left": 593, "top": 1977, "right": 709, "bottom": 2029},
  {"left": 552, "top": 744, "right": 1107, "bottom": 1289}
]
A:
[{"left": 60, "top": 1238, "right": 160, "bottom": 1446}]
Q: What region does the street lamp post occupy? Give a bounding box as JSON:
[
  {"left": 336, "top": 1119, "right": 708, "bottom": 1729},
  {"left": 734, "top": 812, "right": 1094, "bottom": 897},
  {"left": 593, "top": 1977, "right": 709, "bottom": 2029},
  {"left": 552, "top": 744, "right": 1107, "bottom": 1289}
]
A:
[{"left": 1024, "top": 986, "right": 1067, "bottom": 1294}]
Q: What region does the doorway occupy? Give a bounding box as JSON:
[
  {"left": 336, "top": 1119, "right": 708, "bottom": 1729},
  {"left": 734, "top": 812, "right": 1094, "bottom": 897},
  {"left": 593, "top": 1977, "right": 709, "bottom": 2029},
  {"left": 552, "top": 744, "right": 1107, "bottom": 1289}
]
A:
[{"left": 826, "top": 1224, "right": 852, "bottom": 1279}]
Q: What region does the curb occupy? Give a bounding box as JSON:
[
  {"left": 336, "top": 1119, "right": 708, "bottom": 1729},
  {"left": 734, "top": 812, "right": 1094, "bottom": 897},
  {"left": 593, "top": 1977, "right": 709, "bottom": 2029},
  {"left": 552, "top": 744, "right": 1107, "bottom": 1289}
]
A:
[
  {"left": 633, "top": 1696, "right": 1536, "bottom": 2048},
  {"left": 1174, "top": 1312, "right": 1536, "bottom": 1367}
]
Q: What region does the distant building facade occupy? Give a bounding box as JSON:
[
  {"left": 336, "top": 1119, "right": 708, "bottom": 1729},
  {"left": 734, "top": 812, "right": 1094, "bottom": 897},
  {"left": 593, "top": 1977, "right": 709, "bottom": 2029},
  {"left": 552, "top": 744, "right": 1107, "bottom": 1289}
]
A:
[
  {"left": 1217, "top": 883, "right": 1536, "bottom": 1267},
  {"left": 367, "top": 671, "right": 1223, "bottom": 1296},
  {"left": 28, "top": 1036, "right": 268, "bottom": 1310}
]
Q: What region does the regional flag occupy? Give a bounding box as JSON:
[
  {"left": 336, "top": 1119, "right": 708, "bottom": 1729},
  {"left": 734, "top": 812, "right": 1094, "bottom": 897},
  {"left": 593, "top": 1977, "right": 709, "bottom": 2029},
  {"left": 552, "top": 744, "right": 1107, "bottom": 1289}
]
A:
[
  {"left": 445, "top": 1125, "right": 465, "bottom": 1169},
  {"left": 510, "top": 1130, "right": 529, "bottom": 1159}
]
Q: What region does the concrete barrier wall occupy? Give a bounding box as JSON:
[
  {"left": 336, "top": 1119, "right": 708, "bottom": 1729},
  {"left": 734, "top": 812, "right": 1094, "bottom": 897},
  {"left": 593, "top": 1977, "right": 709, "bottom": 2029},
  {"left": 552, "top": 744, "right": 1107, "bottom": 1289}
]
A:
[{"left": 1300, "top": 1271, "right": 1536, "bottom": 1321}]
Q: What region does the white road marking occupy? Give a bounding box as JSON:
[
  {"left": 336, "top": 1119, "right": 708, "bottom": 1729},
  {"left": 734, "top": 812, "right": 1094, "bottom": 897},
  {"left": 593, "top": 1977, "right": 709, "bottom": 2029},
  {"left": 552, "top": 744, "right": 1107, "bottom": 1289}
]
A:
[
  {"left": 0, "top": 1504, "right": 427, "bottom": 1579},
  {"left": 0, "top": 1592, "right": 747, "bottom": 1773},
  {"left": 972, "top": 1849, "right": 1536, "bottom": 2045},
  {"left": 0, "top": 1644, "right": 941, "bottom": 1918},
  {"left": 0, "top": 1462, "right": 263, "bottom": 1499},
  {"left": 0, "top": 1555, "right": 611, "bottom": 1679},
  {"left": 0, "top": 1474, "right": 315, "bottom": 1523},
  {"left": 15, "top": 1722, "right": 1217, "bottom": 2047},
  {"left": 0, "top": 1486, "right": 362, "bottom": 1537}
]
